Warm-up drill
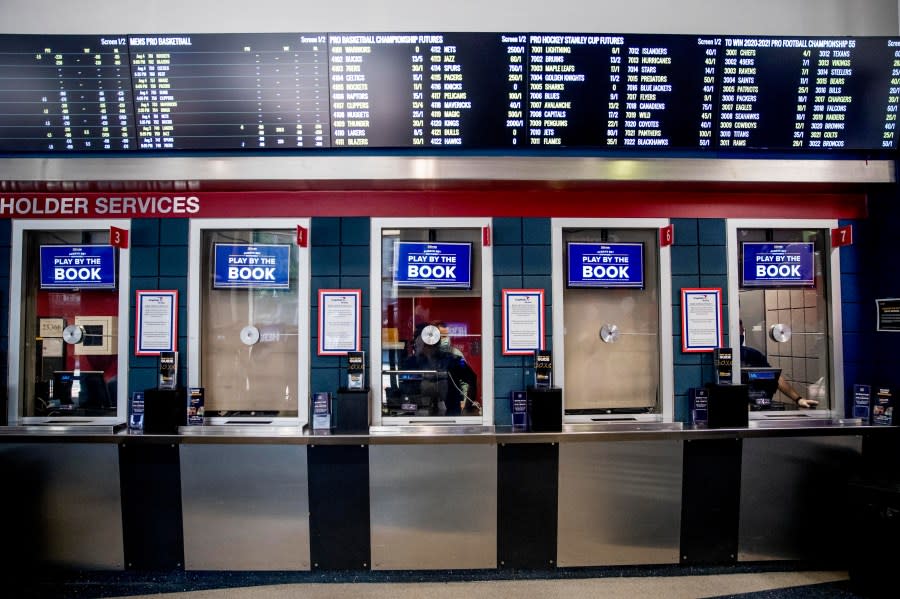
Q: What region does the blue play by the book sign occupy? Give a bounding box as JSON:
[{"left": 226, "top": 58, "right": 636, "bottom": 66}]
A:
[
  {"left": 394, "top": 241, "right": 472, "bottom": 288},
  {"left": 213, "top": 244, "right": 290, "bottom": 289},
  {"left": 40, "top": 245, "right": 116, "bottom": 289},
  {"left": 567, "top": 242, "right": 644, "bottom": 288},
  {"left": 741, "top": 242, "right": 815, "bottom": 287}
]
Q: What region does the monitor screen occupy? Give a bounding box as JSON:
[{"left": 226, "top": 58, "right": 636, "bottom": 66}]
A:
[
  {"left": 384, "top": 370, "right": 448, "bottom": 415},
  {"left": 740, "top": 367, "right": 781, "bottom": 408},
  {"left": 52, "top": 370, "right": 112, "bottom": 409}
]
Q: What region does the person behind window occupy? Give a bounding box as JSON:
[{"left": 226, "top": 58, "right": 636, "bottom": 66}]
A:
[
  {"left": 403, "top": 321, "right": 477, "bottom": 416},
  {"left": 740, "top": 320, "right": 818, "bottom": 409}
]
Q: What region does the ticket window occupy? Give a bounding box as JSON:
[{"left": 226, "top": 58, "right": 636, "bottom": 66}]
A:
[
  {"left": 188, "top": 219, "right": 310, "bottom": 425},
  {"left": 552, "top": 219, "right": 674, "bottom": 422},
  {"left": 7, "top": 220, "right": 130, "bottom": 424},
  {"left": 371, "top": 218, "right": 493, "bottom": 426},
  {"left": 727, "top": 220, "right": 840, "bottom": 415}
]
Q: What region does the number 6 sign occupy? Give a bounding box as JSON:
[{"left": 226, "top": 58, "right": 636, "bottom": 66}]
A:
[{"left": 660, "top": 224, "right": 674, "bottom": 247}]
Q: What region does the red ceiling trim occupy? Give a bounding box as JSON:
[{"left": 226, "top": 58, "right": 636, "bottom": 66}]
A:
[{"left": 0, "top": 189, "right": 867, "bottom": 220}]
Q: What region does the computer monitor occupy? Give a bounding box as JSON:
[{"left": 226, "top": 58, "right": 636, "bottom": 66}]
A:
[
  {"left": 388, "top": 370, "right": 446, "bottom": 415},
  {"left": 741, "top": 367, "right": 782, "bottom": 409},
  {"left": 52, "top": 370, "right": 112, "bottom": 409}
]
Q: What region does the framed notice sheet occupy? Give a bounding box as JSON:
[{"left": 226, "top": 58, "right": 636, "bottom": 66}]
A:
[
  {"left": 876, "top": 298, "right": 900, "bottom": 332},
  {"left": 318, "top": 289, "right": 362, "bottom": 355},
  {"left": 681, "top": 288, "right": 723, "bottom": 353},
  {"left": 502, "top": 289, "right": 545, "bottom": 355},
  {"left": 135, "top": 290, "right": 178, "bottom": 356}
]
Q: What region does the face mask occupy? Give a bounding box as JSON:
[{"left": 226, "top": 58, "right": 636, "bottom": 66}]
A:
[{"left": 440, "top": 336, "right": 450, "bottom": 350}]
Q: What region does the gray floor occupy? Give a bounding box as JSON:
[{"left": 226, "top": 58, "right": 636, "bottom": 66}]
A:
[{"left": 107, "top": 571, "right": 851, "bottom": 599}]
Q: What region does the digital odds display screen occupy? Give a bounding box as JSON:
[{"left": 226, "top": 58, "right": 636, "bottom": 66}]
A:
[
  {"left": 328, "top": 33, "right": 524, "bottom": 148},
  {"left": 0, "top": 34, "right": 135, "bottom": 152},
  {"left": 712, "top": 36, "right": 900, "bottom": 150},
  {"left": 128, "top": 33, "right": 329, "bottom": 150},
  {"left": 0, "top": 32, "right": 898, "bottom": 152}
]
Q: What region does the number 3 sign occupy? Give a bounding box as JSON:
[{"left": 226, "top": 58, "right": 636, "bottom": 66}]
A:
[{"left": 110, "top": 226, "right": 129, "bottom": 249}]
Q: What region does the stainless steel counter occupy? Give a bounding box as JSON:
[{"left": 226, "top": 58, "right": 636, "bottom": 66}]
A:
[
  {"left": 1, "top": 418, "right": 894, "bottom": 573},
  {"left": 0, "top": 418, "right": 891, "bottom": 444}
]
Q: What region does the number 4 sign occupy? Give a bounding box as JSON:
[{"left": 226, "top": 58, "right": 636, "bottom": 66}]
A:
[{"left": 110, "top": 226, "right": 129, "bottom": 249}]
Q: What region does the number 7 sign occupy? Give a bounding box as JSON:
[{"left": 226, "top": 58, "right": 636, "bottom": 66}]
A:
[{"left": 831, "top": 224, "right": 852, "bottom": 248}]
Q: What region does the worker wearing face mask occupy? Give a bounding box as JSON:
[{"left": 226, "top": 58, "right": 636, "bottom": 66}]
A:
[{"left": 403, "top": 321, "right": 477, "bottom": 416}]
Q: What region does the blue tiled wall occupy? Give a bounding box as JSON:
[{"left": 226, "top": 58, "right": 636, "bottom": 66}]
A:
[
  {"left": 839, "top": 216, "right": 873, "bottom": 414},
  {"left": 126, "top": 217, "right": 371, "bottom": 407},
  {"left": 671, "top": 219, "right": 729, "bottom": 422},
  {"left": 492, "top": 217, "right": 728, "bottom": 425},
  {"left": 310, "top": 217, "right": 370, "bottom": 396},
  {"left": 854, "top": 185, "right": 900, "bottom": 399},
  {"left": 129, "top": 219, "right": 189, "bottom": 395},
  {"left": 492, "top": 217, "right": 552, "bottom": 426}
]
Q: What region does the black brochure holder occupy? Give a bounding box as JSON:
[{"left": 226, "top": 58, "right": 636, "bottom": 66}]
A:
[
  {"left": 526, "top": 386, "right": 562, "bottom": 432},
  {"left": 331, "top": 388, "right": 370, "bottom": 434},
  {"left": 714, "top": 347, "right": 733, "bottom": 385},
  {"left": 705, "top": 383, "right": 749, "bottom": 429},
  {"left": 142, "top": 387, "right": 186, "bottom": 434}
]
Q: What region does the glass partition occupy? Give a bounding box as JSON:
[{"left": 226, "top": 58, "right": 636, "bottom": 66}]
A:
[
  {"left": 372, "top": 218, "right": 492, "bottom": 425},
  {"left": 552, "top": 218, "right": 673, "bottom": 422},
  {"left": 189, "top": 220, "right": 310, "bottom": 424},
  {"left": 8, "top": 220, "right": 129, "bottom": 423},
  {"left": 733, "top": 225, "right": 834, "bottom": 412}
]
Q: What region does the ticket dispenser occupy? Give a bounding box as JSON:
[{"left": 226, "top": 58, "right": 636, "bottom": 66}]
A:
[
  {"left": 7, "top": 219, "right": 130, "bottom": 424},
  {"left": 371, "top": 217, "right": 493, "bottom": 426},
  {"left": 551, "top": 218, "right": 673, "bottom": 422},
  {"left": 331, "top": 352, "right": 370, "bottom": 434},
  {"left": 188, "top": 219, "right": 311, "bottom": 426}
]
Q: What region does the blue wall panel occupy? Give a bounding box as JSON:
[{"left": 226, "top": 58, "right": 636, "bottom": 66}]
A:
[
  {"left": 492, "top": 218, "right": 551, "bottom": 426},
  {"left": 128, "top": 219, "right": 189, "bottom": 397},
  {"left": 310, "top": 218, "right": 371, "bottom": 401},
  {"left": 854, "top": 185, "right": 900, "bottom": 400},
  {"left": 672, "top": 219, "right": 728, "bottom": 423}
]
